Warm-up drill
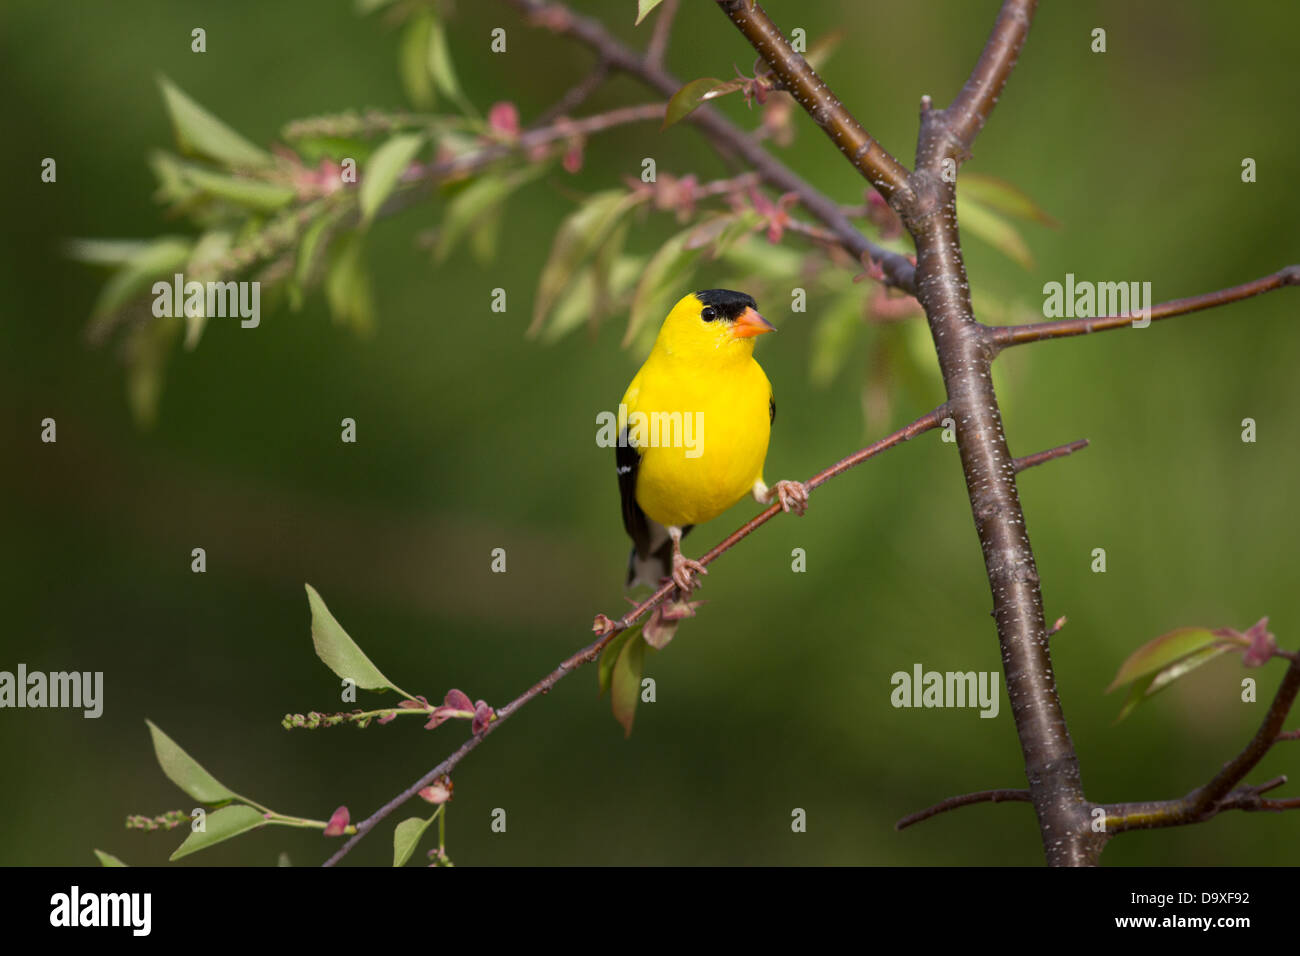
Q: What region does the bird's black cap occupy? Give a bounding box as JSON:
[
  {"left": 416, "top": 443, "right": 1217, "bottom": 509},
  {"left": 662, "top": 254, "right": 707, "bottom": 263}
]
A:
[{"left": 693, "top": 289, "right": 757, "bottom": 321}]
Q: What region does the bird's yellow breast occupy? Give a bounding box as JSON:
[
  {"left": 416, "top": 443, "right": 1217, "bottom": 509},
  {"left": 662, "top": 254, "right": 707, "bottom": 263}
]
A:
[{"left": 623, "top": 352, "right": 771, "bottom": 528}]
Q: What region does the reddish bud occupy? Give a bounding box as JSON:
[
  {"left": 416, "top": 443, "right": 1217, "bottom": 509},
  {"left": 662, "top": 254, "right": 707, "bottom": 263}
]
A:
[
  {"left": 323, "top": 805, "right": 350, "bottom": 837},
  {"left": 472, "top": 701, "right": 495, "bottom": 735},
  {"left": 487, "top": 101, "right": 520, "bottom": 138},
  {"left": 1242, "top": 617, "right": 1277, "bottom": 667},
  {"left": 443, "top": 689, "right": 473, "bottom": 712},
  {"left": 419, "top": 777, "right": 454, "bottom": 805},
  {"left": 562, "top": 139, "right": 584, "bottom": 174}
]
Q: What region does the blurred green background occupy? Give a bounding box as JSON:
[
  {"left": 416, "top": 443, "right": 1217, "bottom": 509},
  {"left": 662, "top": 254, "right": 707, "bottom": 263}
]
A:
[{"left": 3, "top": 0, "right": 1298, "bottom": 866}]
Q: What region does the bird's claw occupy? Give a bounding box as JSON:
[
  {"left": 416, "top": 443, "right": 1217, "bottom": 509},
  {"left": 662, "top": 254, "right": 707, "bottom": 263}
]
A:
[
  {"left": 772, "top": 479, "right": 810, "bottom": 516},
  {"left": 671, "top": 553, "right": 708, "bottom": 594}
]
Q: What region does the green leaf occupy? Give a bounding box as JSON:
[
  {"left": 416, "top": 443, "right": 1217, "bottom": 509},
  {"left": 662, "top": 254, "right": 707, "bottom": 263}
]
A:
[
  {"left": 399, "top": 13, "right": 436, "bottom": 109},
  {"left": 436, "top": 164, "right": 547, "bottom": 264},
  {"left": 1114, "top": 643, "right": 1234, "bottom": 722},
  {"left": 323, "top": 233, "right": 377, "bottom": 335},
  {"left": 588, "top": 219, "right": 631, "bottom": 321},
  {"left": 530, "top": 190, "right": 644, "bottom": 336},
  {"left": 65, "top": 239, "right": 156, "bottom": 267},
  {"left": 355, "top": 0, "right": 401, "bottom": 13},
  {"left": 183, "top": 229, "right": 235, "bottom": 348},
  {"left": 86, "top": 237, "right": 193, "bottom": 328},
  {"left": 717, "top": 231, "right": 804, "bottom": 277},
  {"left": 955, "top": 196, "right": 1035, "bottom": 270},
  {"left": 960, "top": 173, "right": 1059, "bottom": 227},
  {"left": 427, "top": 17, "right": 470, "bottom": 113},
  {"left": 635, "top": 0, "right": 666, "bottom": 25},
  {"left": 157, "top": 76, "right": 271, "bottom": 169},
  {"left": 170, "top": 805, "right": 267, "bottom": 861},
  {"left": 598, "top": 626, "right": 639, "bottom": 697},
  {"left": 360, "top": 132, "right": 425, "bottom": 224},
  {"left": 611, "top": 632, "right": 648, "bottom": 737},
  {"left": 810, "top": 291, "right": 864, "bottom": 387},
  {"left": 125, "top": 316, "right": 181, "bottom": 429},
  {"left": 663, "top": 78, "right": 743, "bottom": 129},
  {"left": 1106, "top": 627, "right": 1233, "bottom": 693},
  {"left": 146, "top": 719, "right": 239, "bottom": 804},
  {"left": 625, "top": 224, "right": 705, "bottom": 349},
  {"left": 305, "top": 583, "right": 397, "bottom": 692},
  {"left": 93, "top": 849, "right": 128, "bottom": 867},
  {"left": 147, "top": 151, "right": 204, "bottom": 209},
  {"left": 683, "top": 210, "right": 762, "bottom": 259},
  {"left": 179, "top": 164, "right": 296, "bottom": 212},
  {"left": 544, "top": 253, "right": 646, "bottom": 344},
  {"left": 392, "top": 814, "right": 436, "bottom": 867},
  {"left": 294, "top": 208, "right": 343, "bottom": 292},
  {"left": 469, "top": 206, "right": 503, "bottom": 265}
]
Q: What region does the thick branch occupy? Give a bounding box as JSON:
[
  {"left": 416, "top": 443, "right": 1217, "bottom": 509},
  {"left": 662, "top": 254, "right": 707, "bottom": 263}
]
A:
[
  {"left": 991, "top": 267, "right": 1300, "bottom": 349},
  {"left": 1104, "top": 657, "right": 1300, "bottom": 833},
  {"left": 323, "top": 406, "right": 946, "bottom": 865},
  {"left": 896, "top": 788, "right": 1031, "bottom": 831},
  {"left": 714, "top": 0, "right": 913, "bottom": 203},
  {"left": 721, "top": 0, "right": 1099, "bottom": 865},
  {"left": 504, "top": 0, "right": 917, "bottom": 293}
]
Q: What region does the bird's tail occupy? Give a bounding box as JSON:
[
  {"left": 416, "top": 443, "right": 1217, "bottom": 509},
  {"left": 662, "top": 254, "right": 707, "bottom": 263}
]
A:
[{"left": 625, "top": 521, "right": 692, "bottom": 588}]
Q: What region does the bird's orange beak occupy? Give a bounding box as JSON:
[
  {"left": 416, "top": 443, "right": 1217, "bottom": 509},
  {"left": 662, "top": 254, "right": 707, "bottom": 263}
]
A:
[{"left": 731, "top": 307, "right": 776, "bottom": 338}]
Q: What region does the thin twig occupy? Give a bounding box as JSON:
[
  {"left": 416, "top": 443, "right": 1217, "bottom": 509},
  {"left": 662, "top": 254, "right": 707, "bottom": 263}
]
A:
[
  {"left": 414, "top": 102, "right": 666, "bottom": 181},
  {"left": 1012, "top": 439, "right": 1088, "bottom": 474},
  {"left": 504, "top": 0, "right": 917, "bottom": 294},
  {"left": 646, "top": 0, "right": 678, "bottom": 70},
  {"left": 895, "top": 789, "right": 1031, "bottom": 831},
  {"left": 323, "top": 405, "right": 948, "bottom": 865},
  {"left": 714, "top": 1, "right": 913, "bottom": 203},
  {"left": 1103, "top": 657, "right": 1300, "bottom": 833},
  {"left": 990, "top": 267, "right": 1300, "bottom": 349},
  {"left": 532, "top": 61, "right": 611, "bottom": 126},
  {"left": 921, "top": 0, "right": 1038, "bottom": 165}
]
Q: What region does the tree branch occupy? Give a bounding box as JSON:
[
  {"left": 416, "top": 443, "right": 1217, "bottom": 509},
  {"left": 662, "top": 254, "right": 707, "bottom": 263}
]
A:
[
  {"left": 645, "top": 0, "right": 678, "bottom": 70},
  {"left": 990, "top": 266, "right": 1300, "bottom": 349},
  {"left": 504, "top": 0, "right": 917, "bottom": 293},
  {"left": 719, "top": 0, "right": 1111, "bottom": 865},
  {"left": 921, "top": 0, "right": 1038, "bottom": 165},
  {"left": 1012, "top": 439, "right": 1088, "bottom": 474},
  {"left": 714, "top": 0, "right": 913, "bottom": 203},
  {"left": 1103, "top": 657, "right": 1300, "bottom": 834},
  {"left": 895, "top": 788, "right": 1031, "bottom": 831},
  {"left": 322, "top": 405, "right": 947, "bottom": 865},
  {"left": 532, "top": 61, "right": 611, "bottom": 126}
]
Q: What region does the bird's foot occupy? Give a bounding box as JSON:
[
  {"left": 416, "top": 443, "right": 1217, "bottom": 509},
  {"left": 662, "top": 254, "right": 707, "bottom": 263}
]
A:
[
  {"left": 671, "top": 552, "right": 708, "bottom": 594},
  {"left": 770, "top": 479, "right": 810, "bottom": 516}
]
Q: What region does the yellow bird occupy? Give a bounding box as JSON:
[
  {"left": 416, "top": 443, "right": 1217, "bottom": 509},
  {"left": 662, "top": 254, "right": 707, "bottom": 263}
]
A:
[{"left": 616, "top": 289, "right": 808, "bottom": 592}]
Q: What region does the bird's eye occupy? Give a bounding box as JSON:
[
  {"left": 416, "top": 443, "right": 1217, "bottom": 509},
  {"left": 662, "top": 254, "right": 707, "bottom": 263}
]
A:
[{"left": 701, "top": 307, "right": 717, "bottom": 322}]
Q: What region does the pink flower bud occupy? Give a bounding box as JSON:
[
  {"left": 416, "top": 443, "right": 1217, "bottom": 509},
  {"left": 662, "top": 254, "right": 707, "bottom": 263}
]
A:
[{"left": 323, "top": 805, "right": 350, "bottom": 837}]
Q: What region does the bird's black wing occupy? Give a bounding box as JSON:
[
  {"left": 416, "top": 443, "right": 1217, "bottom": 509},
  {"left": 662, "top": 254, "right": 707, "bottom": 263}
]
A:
[
  {"left": 769, "top": 395, "right": 776, "bottom": 425},
  {"left": 616, "top": 428, "right": 651, "bottom": 559}
]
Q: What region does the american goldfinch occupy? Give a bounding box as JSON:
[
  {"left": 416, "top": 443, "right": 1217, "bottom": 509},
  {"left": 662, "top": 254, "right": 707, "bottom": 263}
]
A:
[{"left": 616, "top": 289, "right": 809, "bottom": 592}]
